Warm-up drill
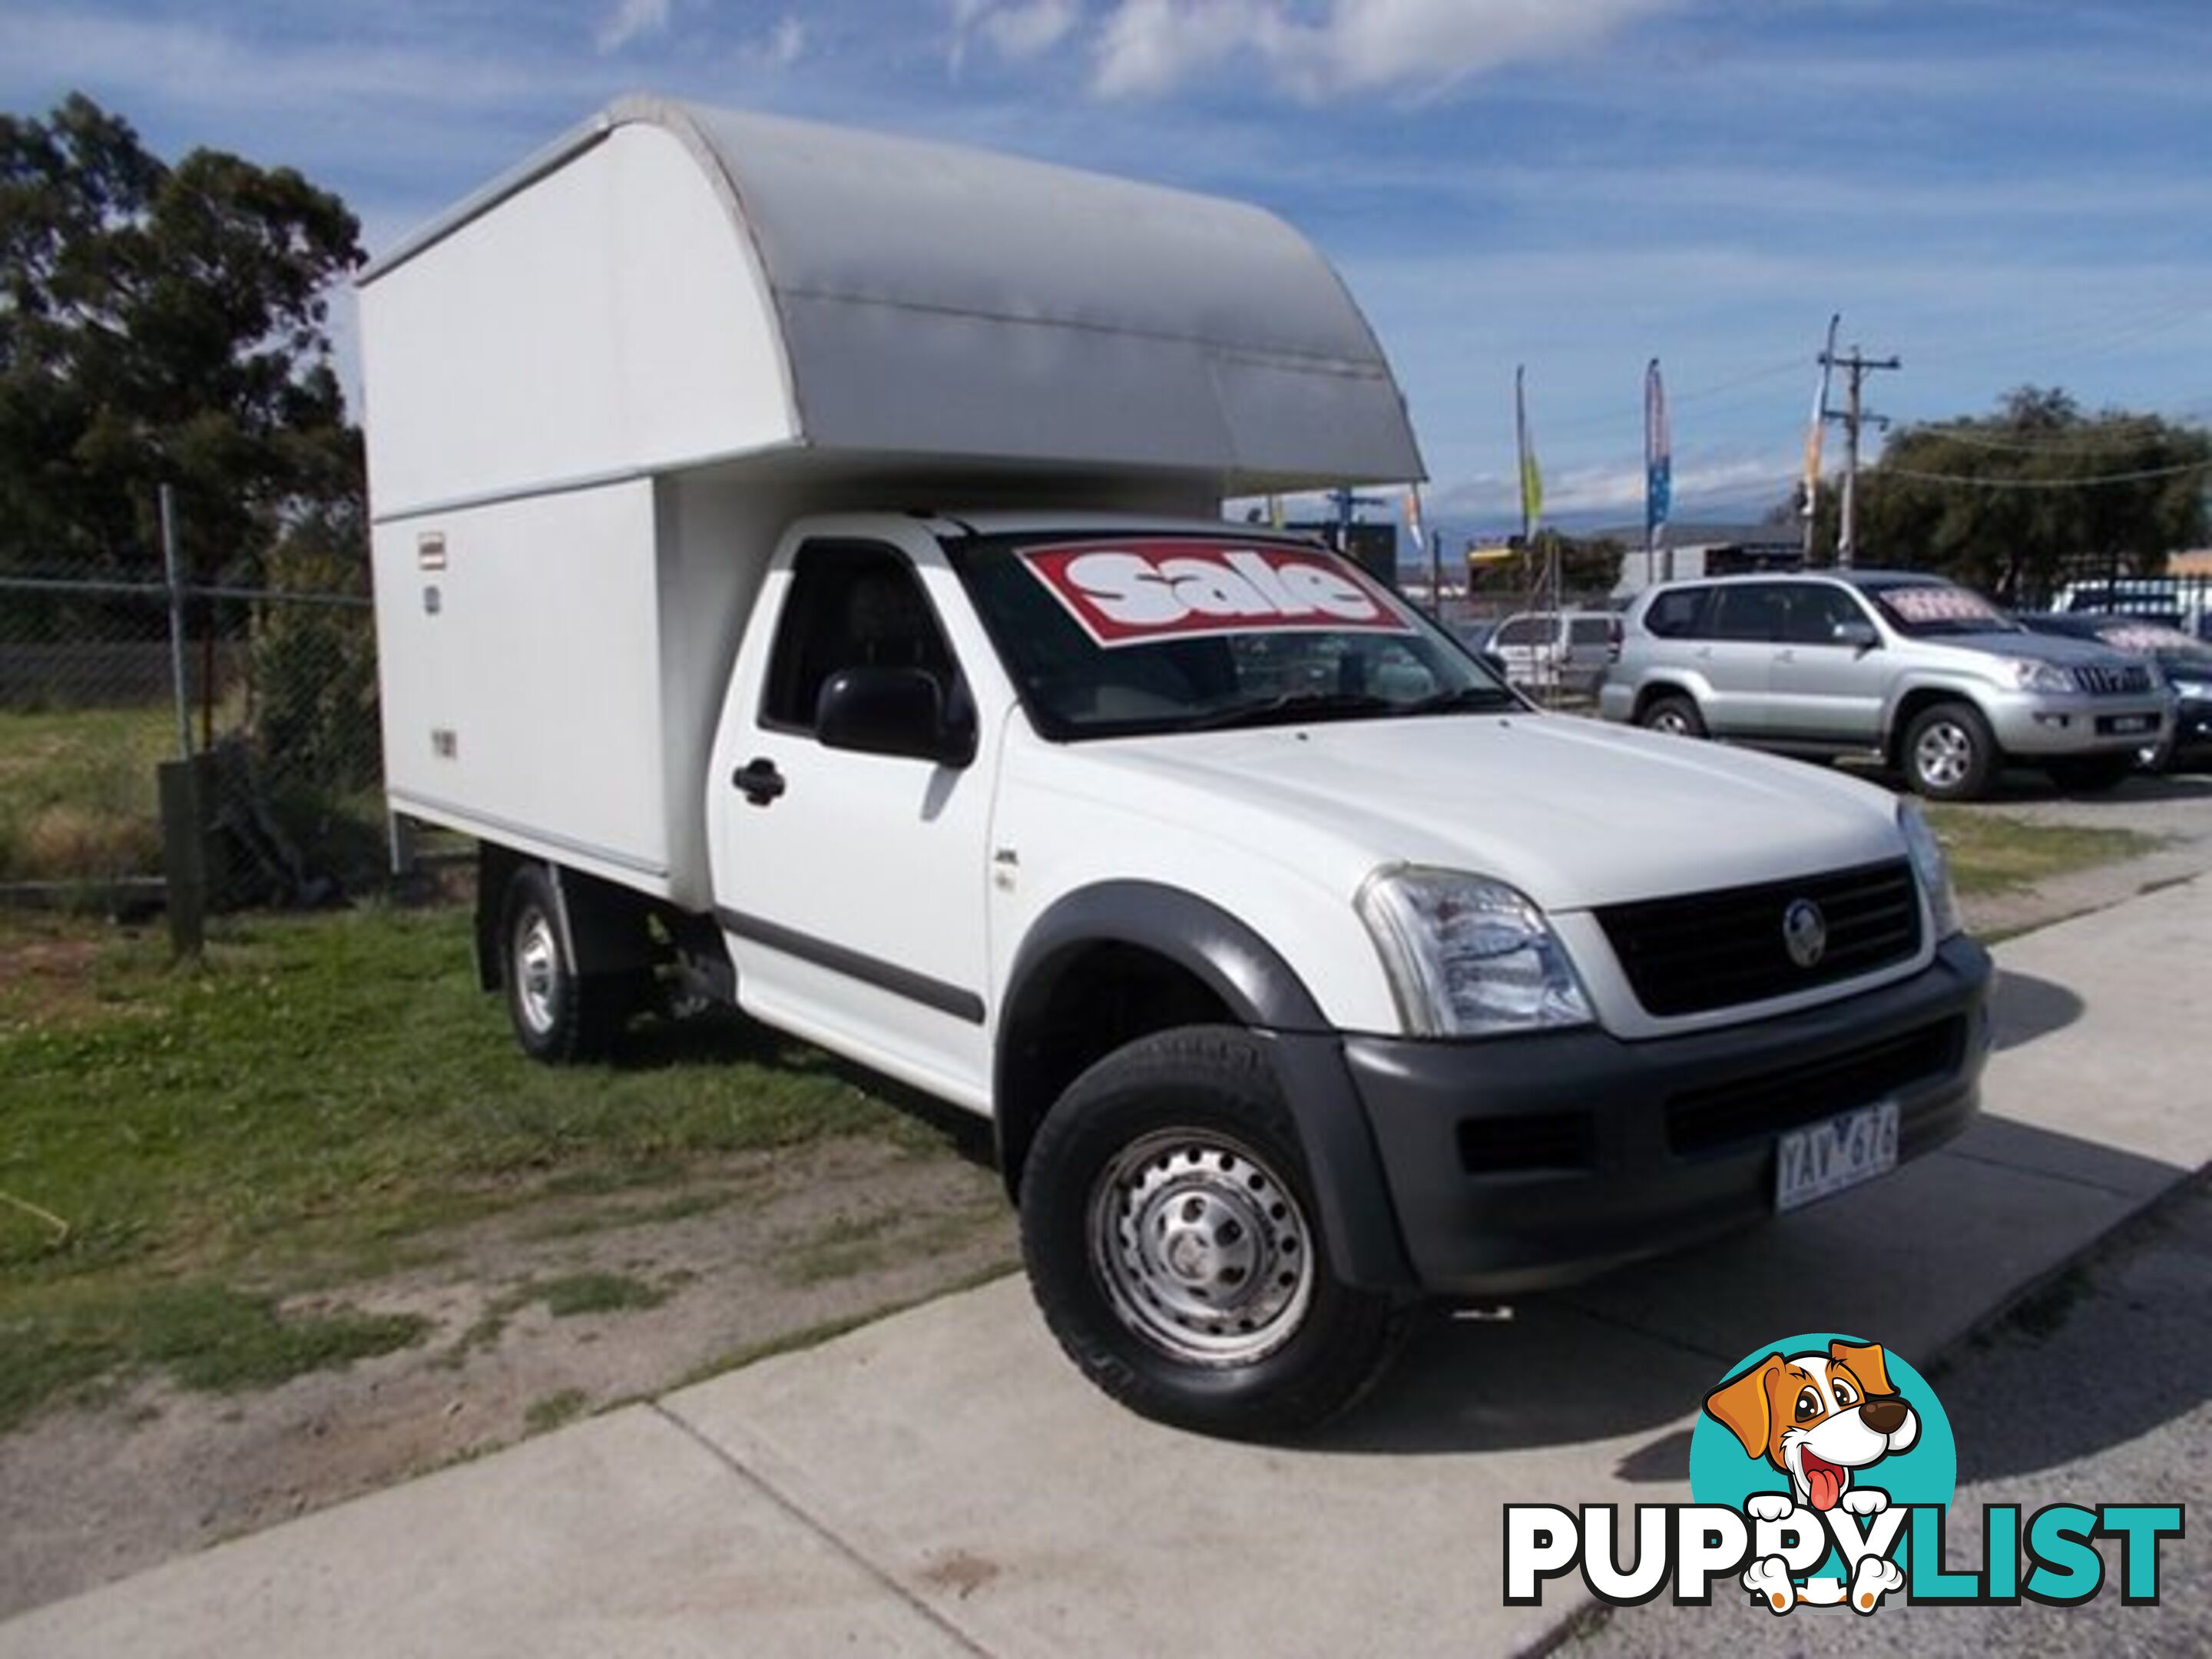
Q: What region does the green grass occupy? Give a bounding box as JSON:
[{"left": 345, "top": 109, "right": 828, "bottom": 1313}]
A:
[
  {"left": 0, "top": 1281, "right": 429, "bottom": 1431},
  {"left": 523, "top": 1388, "right": 591, "bottom": 1435},
  {"left": 527, "top": 1271, "right": 669, "bottom": 1317},
  {"left": 0, "top": 704, "right": 176, "bottom": 882},
  {"left": 0, "top": 902, "right": 961, "bottom": 1425},
  {"left": 1926, "top": 806, "right": 2164, "bottom": 896}
]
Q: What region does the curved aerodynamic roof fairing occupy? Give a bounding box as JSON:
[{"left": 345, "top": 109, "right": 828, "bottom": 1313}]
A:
[{"left": 359, "top": 98, "right": 1422, "bottom": 517}]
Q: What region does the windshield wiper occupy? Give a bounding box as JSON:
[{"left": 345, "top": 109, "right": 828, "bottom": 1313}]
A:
[
  {"left": 1180, "top": 690, "right": 1399, "bottom": 732},
  {"left": 1399, "top": 686, "right": 1521, "bottom": 715}
]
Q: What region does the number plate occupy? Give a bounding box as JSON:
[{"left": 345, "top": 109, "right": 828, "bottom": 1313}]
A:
[
  {"left": 1775, "top": 1101, "right": 1899, "bottom": 1213},
  {"left": 2106, "top": 715, "right": 2155, "bottom": 735}
]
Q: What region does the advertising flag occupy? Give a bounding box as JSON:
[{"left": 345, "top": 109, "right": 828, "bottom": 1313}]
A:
[
  {"left": 1644, "top": 358, "right": 1672, "bottom": 540},
  {"left": 1515, "top": 366, "right": 1542, "bottom": 535},
  {"left": 1803, "top": 313, "right": 1839, "bottom": 518}
]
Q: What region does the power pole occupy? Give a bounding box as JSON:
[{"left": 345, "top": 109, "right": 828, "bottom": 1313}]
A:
[{"left": 1826, "top": 343, "right": 1899, "bottom": 568}]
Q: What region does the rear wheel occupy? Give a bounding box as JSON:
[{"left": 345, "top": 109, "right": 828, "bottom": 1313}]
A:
[
  {"left": 1902, "top": 701, "right": 1998, "bottom": 801},
  {"left": 2044, "top": 753, "right": 2134, "bottom": 793},
  {"left": 1018, "top": 1027, "right": 1402, "bottom": 1439},
  {"left": 1637, "top": 692, "right": 1707, "bottom": 739},
  {"left": 498, "top": 865, "right": 631, "bottom": 1063}
]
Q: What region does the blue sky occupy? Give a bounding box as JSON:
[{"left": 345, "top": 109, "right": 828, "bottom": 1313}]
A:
[{"left": 5, "top": 1, "right": 2210, "bottom": 539}]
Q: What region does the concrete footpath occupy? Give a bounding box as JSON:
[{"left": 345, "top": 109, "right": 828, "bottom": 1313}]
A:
[{"left": 5, "top": 878, "right": 2207, "bottom": 1658}]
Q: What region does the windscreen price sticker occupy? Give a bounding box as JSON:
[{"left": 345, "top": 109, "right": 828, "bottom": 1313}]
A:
[
  {"left": 1022, "top": 540, "right": 1417, "bottom": 647},
  {"left": 1883, "top": 587, "right": 2005, "bottom": 627}
]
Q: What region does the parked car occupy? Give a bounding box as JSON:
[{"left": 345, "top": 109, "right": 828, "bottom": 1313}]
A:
[
  {"left": 1598, "top": 571, "right": 2169, "bottom": 800},
  {"left": 2050, "top": 577, "right": 2205, "bottom": 637},
  {"left": 1447, "top": 618, "right": 1498, "bottom": 656},
  {"left": 1483, "top": 609, "right": 1621, "bottom": 693},
  {"left": 2019, "top": 612, "right": 2212, "bottom": 773}
]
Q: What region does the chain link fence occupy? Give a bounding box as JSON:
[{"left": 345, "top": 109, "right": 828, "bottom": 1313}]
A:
[{"left": 0, "top": 530, "right": 384, "bottom": 912}]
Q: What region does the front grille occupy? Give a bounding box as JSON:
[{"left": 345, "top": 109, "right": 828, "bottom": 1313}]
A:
[
  {"left": 1665, "top": 1018, "right": 1966, "bottom": 1156},
  {"left": 2071, "top": 663, "right": 2153, "bottom": 696},
  {"left": 1598, "top": 860, "right": 1922, "bottom": 1018}
]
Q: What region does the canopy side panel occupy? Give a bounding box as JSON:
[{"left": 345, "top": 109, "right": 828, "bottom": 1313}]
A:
[
  {"left": 674, "top": 104, "right": 1422, "bottom": 492},
  {"left": 362, "top": 123, "right": 795, "bottom": 518}
]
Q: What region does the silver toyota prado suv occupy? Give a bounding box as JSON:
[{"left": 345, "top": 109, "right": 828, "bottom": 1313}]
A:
[{"left": 1598, "top": 571, "right": 2169, "bottom": 800}]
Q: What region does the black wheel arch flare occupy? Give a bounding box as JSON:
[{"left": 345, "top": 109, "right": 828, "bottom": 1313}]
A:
[{"left": 995, "top": 880, "right": 1418, "bottom": 1290}]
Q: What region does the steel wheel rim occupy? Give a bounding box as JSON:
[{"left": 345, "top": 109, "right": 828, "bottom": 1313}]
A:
[
  {"left": 1650, "top": 707, "right": 1690, "bottom": 736},
  {"left": 1915, "top": 722, "right": 1972, "bottom": 788},
  {"left": 514, "top": 910, "right": 560, "bottom": 1035},
  {"left": 1088, "top": 1128, "right": 1316, "bottom": 1367}
]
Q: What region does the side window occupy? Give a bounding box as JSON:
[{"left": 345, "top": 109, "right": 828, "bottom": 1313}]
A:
[
  {"left": 1710, "top": 584, "right": 1790, "bottom": 643},
  {"left": 1644, "top": 588, "right": 1711, "bottom": 639},
  {"left": 1568, "top": 617, "right": 1614, "bottom": 646},
  {"left": 1495, "top": 617, "right": 1545, "bottom": 647},
  {"left": 762, "top": 542, "right": 960, "bottom": 733},
  {"left": 1781, "top": 584, "right": 1867, "bottom": 644}
]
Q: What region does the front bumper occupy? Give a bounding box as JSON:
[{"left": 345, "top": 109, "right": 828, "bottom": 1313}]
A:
[
  {"left": 2164, "top": 695, "right": 2212, "bottom": 769},
  {"left": 1982, "top": 689, "right": 2168, "bottom": 757},
  {"left": 1338, "top": 934, "right": 1992, "bottom": 1295}
]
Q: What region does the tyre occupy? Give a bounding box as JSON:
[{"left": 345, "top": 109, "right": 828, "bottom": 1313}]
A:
[
  {"left": 1637, "top": 691, "right": 1707, "bottom": 739},
  {"left": 498, "top": 864, "right": 629, "bottom": 1063},
  {"left": 1902, "top": 701, "right": 1998, "bottom": 801},
  {"left": 2044, "top": 753, "right": 2134, "bottom": 793},
  {"left": 1018, "top": 1026, "right": 1402, "bottom": 1439}
]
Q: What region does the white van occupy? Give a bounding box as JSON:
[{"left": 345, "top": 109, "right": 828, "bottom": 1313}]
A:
[{"left": 1483, "top": 609, "right": 1622, "bottom": 694}]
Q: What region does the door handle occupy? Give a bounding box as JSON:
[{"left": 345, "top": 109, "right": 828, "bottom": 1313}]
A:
[{"left": 733, "top": 757, "right": 786, "bottom": 806}]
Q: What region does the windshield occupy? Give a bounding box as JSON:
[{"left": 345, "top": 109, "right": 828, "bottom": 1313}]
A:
[
  {"left": 947, "top": 532, "right": 1519, "bottom": 739},
  {"left": 2088, "top": 621, "right": 2205, "bottom": 660},
  {"left": 1864, "top": 582, "right": 2018, "bottom": 639}
]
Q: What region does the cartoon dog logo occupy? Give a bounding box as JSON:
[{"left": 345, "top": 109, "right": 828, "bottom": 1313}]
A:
[{"left": 1704, "top": 1339, "right": 1920, "bottom": 1613}]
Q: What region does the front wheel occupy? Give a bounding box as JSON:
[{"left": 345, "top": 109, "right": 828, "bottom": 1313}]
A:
[
  {"left": 1637, "top": 692, "right": 1707, "bottom": 739},
  {"left": 1018, "top": 1027, "right": 1402, "bottom": 1439},
  {"left": 1902, "top": 701, "right": 1998, "bottom": 801}
]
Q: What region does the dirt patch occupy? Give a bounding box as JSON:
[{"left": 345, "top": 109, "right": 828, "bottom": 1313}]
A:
[
  {"left": 0, "top": 928, "right": 111, "bottom": 1027},
  {"left": 0, "top": 1135, "right": 1016, "bottom": 1618}
]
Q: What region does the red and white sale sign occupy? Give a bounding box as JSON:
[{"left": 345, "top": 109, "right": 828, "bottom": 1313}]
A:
[{"left": 1021, "top": 540, "right": 1416, "bottom": 647}]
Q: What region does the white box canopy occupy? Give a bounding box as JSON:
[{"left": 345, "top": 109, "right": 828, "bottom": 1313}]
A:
[{"left": 359, "top": 98, "right": 1422, "bottom": 518}]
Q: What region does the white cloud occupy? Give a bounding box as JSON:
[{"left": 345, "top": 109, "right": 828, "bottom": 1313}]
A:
[
  {"left": 1432, "top": 449, "right": 1796, "bottom": 522},
  {"left": 595, "top": 0, "right": 671, "bottom": 55},
  {"left": 749, "top": 15, "right": 808, "bottom": 69},
  {"left": 984, "top": 0, "right": 1081, "bottom": 59},
  {"left": 1092, "top": 0, "right": 1677, "bottom": 101},
  {"left": 950, "top": 0, "right": 1081, "bottom": 72}
]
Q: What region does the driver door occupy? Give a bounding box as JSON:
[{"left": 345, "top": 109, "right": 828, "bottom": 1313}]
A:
[{"left": 717, "top": 537, "right": 995, "bottom": 1103}]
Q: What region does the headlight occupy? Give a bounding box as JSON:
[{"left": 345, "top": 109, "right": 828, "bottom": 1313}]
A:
[
  {"left": 2173, "top": 679, "right": 2211, "bottom": 700},
  {"left": 1356, "top": 868, "right": 1593, "bottom": 1037},
  {"left": 1896, "top": 800, "right": 1963, "bottom": 940},
  {"left": 1998, "top": 657, "right": 2074, "bottom": 693}
]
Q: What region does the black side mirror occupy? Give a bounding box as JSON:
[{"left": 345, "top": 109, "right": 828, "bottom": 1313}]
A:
[
  {"left": 816, "top": 667, "right": 975, "bottom": 767},
  {"left": 1832, "top": 619, "right": 1879, "bottom": 651}
]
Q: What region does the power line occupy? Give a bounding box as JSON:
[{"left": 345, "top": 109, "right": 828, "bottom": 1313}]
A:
[
  {"left": 1878, "top": 458, "right": 2212, "bottom": 489},
  {"left": 1914, "top": 424, "right": 2192, "bottom": 457}
]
